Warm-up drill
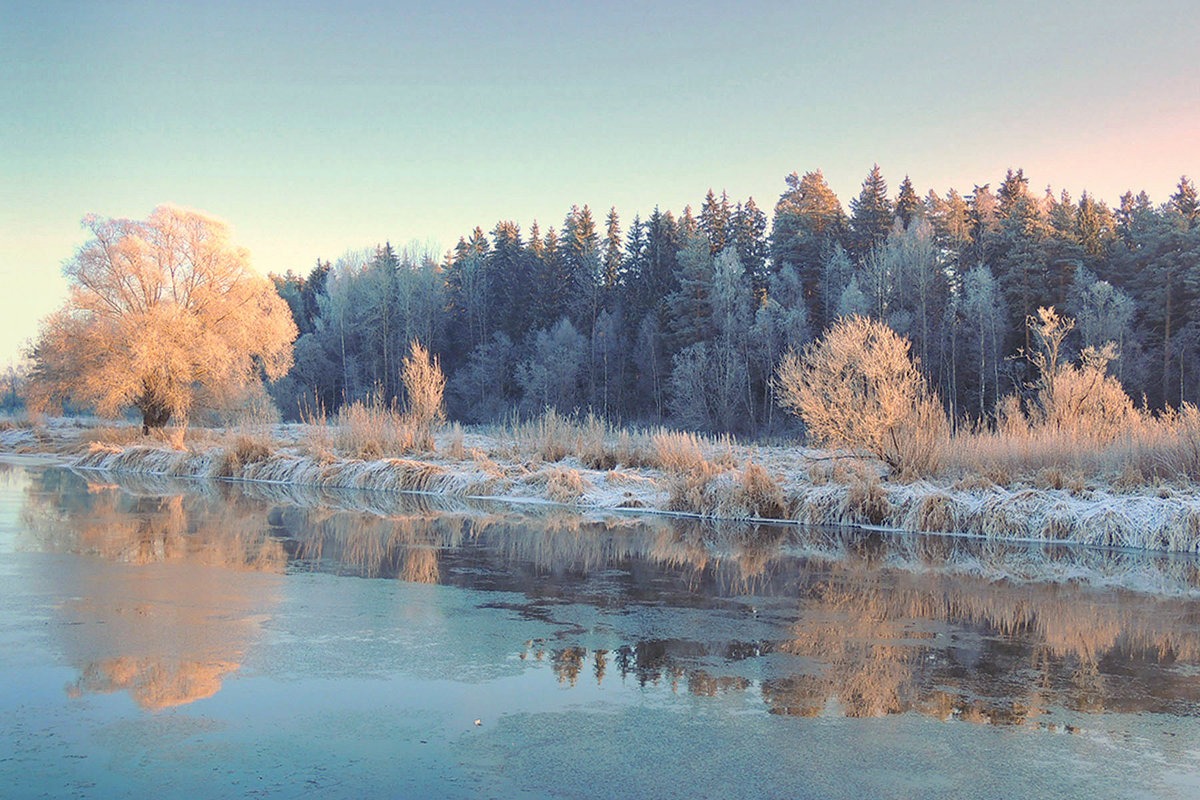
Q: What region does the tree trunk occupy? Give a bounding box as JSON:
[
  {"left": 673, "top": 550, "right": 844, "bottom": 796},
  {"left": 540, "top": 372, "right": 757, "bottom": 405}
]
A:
[{"left": 140, "top": 399, "right": 172, "bottom": 434}]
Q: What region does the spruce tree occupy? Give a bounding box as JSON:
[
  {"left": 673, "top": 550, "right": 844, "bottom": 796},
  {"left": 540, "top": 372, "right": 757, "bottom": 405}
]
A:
[
  {"left": 848, "top": 164, "right": 894, "bottom": 263},
  {"left": 700, "top": 189, "right": 731, "bottom": 255},
  {"left": 895, "top": 175, "right": 921, "bottom": 228},
  {"left": 770, "top": 169, "right": 846, "bottom": 331},
  {"left": 1171, "top": 175, "right": 1199, "bottom": 228}
]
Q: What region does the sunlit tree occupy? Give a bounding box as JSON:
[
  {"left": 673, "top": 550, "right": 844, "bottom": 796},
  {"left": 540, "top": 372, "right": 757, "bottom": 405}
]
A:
[
  {"left": 774, "top": 316, "right": 947, "bottom": 473},
  {"left": 28, "top": 205, "right": 297, "bottom": 430}
]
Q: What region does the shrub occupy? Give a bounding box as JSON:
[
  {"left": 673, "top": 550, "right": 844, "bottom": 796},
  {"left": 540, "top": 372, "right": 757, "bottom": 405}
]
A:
[
  {"left": 774, "top": 315, "right": 947, "bottom": 475},
  {"left": 401, "top": 340, "right": 445, "bottom": 450}
]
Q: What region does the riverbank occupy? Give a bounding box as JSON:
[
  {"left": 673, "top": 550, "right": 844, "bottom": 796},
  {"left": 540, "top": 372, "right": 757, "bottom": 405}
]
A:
[{"left": 4, "top": 415, "right": 1200, "bottom": 554}]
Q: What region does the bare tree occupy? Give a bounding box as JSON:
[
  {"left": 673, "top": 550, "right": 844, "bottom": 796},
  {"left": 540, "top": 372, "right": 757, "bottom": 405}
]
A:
[{"left": 28, "top": 206, "right": 297, "bottom": 429}]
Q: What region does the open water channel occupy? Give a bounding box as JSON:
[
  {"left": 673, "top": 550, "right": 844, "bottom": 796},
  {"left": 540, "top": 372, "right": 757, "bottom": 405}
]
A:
[{"left": 2, "top": 458, "right": 1199, "bottom": 798}]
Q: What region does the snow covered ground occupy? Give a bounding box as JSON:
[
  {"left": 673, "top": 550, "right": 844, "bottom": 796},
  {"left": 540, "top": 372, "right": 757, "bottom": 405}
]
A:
[{"left": 4, "top": 417, "right": 1200, "bottom": 554}]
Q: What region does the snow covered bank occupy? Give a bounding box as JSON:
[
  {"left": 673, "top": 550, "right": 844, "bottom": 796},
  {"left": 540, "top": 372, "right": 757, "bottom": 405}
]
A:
[{"left": 7, "top": 418, "right": 1200, "bottom": 554}]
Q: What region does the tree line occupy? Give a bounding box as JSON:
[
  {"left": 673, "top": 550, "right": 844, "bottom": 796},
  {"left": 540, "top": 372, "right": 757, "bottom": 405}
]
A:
[{"left": 269, "top": 167, "right": 1200, "bottom": 434}]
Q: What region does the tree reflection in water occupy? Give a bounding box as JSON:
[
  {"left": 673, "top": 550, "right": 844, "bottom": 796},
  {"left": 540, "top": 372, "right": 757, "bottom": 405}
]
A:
[
  {"left": 21, "top": 469, "right": 284, "bottom": 709},
  {"left": 19, "top": 466, "right": 1200, "bottom": 723}
]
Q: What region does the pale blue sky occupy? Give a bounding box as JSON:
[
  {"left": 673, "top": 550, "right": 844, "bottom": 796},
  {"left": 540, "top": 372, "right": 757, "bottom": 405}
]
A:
[{"left": 2, "top": 0, "right": 1197, "bottom": 365}]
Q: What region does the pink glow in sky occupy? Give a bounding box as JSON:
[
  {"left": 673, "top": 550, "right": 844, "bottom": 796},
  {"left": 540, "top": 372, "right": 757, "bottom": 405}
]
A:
[{"left": 2, "top": 0, "right": 1197, "bottom": 365}]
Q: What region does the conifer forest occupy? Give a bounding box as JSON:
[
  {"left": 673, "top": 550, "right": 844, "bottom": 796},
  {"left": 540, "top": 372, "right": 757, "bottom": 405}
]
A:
[{"left": 269, "top": 167, "right": 1200, "bottom": 435}]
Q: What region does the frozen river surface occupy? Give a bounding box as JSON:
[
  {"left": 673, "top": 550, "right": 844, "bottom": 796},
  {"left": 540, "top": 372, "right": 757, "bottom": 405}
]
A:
[{"left": 2, "top": 460, "right": 1199, "bottom": 798}]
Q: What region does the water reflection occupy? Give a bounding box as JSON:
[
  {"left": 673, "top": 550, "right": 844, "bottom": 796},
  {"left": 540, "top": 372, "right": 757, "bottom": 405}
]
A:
[
  {"left": 21, "top": 469, "right": 282, "bottom": 709},
  {"left": 18, "top": 466, "right": 1200, "bottom": 723}
]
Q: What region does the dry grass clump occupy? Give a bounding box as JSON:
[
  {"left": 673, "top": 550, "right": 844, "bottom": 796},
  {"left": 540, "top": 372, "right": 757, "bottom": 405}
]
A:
[
  {"left": 81, "top": 425, "right": 144, "bottom": 449},
  {"left": 665, "top": 460, "right": 724, "bottom": 515},
  {"left": 505, "top": 409, "right": 626, "bottom": 468},
  {"left": 844, "top": 472, "right": 890, "bottom": 525},
  {"left": 903, "top": 491, "right": 965, "bottom": 534},
  {"left": 735, "top": 462, "right": 788, "bottom": 519},
  {"left": 209, "top": 433, "right": 274, "bottom": 478},
  {"left": 939, "top": 403, "right": 1200, "bottom": 489},
  {"left": 577, "top": 414, "right": 619, "bottom": 470},
  {"left": 650, "top": 429, "right": 737, "bottom": 473},
  {"left": 508, "top": 408, "right": 577, "bottom": 462},
  {"left": 652, "top": 429, "right": 708, "bottom": 473},
  {"left": 331, "top": 396, "right": 431, "bottom": 459},
  {"left": 664, "top": 461, "right": 789, "bottom": 520},
  {"left": 445, "top": 423, "right": 466, "bottom": 460},
  {"left": 545, "top": 467, "right": 589, "bottom": 504},
  {"left": 1033, "top": 467, "right": 1087, "bottom": 493},
  {"left": 613, "top": 430, "right": 654, "bottom": 468}
]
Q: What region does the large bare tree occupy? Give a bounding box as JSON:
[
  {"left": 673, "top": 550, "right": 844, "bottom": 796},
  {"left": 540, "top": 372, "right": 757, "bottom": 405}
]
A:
[{"left": 29, "top": 205, "right": 297, "bottom": 430}]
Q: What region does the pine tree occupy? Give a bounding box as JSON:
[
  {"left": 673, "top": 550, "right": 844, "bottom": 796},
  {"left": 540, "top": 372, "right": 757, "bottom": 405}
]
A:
[
  {"left": 1171, "top": 175, "right": 1198, "bottom": 228},
  {"left": 699, "top": 189, "right": 731, "bottom": 255},
  {"left": 848, "top": 164, "right": 894, "bottom": 263},
  {"left": 895, "top": 175, "right": 921, "bottom": 228},
  {"left": 602, "top": 206, "right": 623, "bottom": 294},
  {"left": 730, "top": 197, "right": 769, "bottom": 295},
  {"left": 1076, "top": 191, "right": 1113, "bottom": 260},
  {"left": 770, "top": 169, "right": 847, "bottom": 331},
  {"left": 490, "top": 220, "right": 532, "bottom": 340},
  {"left": 665, "top": 234, "right": 714, "bottom": 352}
]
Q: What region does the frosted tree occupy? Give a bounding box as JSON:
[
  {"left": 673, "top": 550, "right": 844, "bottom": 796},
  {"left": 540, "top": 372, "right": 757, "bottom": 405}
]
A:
[
  {"left": 820, "top": 243, "right": 855, "bottom": 326},
  {"left": 707, "top": 248, "right": 753, "bottom": 431},
  {"left": 29, "top": 205, "right": 297, "bottom": 430},
  {"left": 1026, "top": 308, "right": 1134, "bottom": 441},
  {"left": 448, "top": 332, "right": 516, "bottom": 422},
  {"left": 774, "top": 316, "right": 947, "bottom": 474},
  {"left": 590, "top": 308, "right": 625, "bottom": 417},
  {"left": 517, "top": 318, "right": 588, "bottom": 413},
  {"left": 888, "top": 218, "right": 940, "bottom": 366},
  {"left": 1068, "top": 267, "right": 1135, "bottom": 379},
  {"left": 960, "top": 264, "right": 1006, "bottom": 418},
  {"left": 632, "top": 314, "right": 667, "bottom": 420},
  {"left": 750, "top": 262, "right": 809, "bottom": 427},
  {"left": 668, "top": 342, "right": 714, "bottom": 429},
  {"left": 837, "top": 276, "right": 871, "bottom": 319},
  {"left": 400, "top": 340, "right": 446, "bottom": 448}
]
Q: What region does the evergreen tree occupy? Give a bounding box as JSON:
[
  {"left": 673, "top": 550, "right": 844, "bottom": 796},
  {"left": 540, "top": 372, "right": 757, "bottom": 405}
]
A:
[
  {"left": 533, "top": 225, "right": 565, "bottom": 329},
  {"left": 848, "top": 164, "right": 894, "bottom": 262},
  {"left": 602, "top": 206, "right": 623, "bottom": 293},
  {"left": 928, "top": 188, "right": 973, "bottom": 274},
  {"left": 561, "top": 204, "right": 601, "bottom": 330},
  {"left": 490, "top": 220, "right": 532, "bottom": 340},
  {"left": 637, "top": 207, "right": 681, "bottom": 320},
  {"left": 895, "top": 175, "right": 921, "bottom": 228},
  {"left": 1171, "top": 175, "right": 1199, "bottom": 228},
  {"left": 731, "top": 197, "right": 769, "bottom": 294},
  {"left": 770, "top": 169, "right": 846, "bottom": 331},
  {"left": 665, "top": 234, "right": 714, "bottom": 352},
  {"left": 1076, "top": 192, "right": 1113, "bottom": 260},
  {"left": 965, "top": 184, "right": 1000, "bottom": 266},
  {"left": 699, "top": 189, "right": 732, "bottom": 255}
]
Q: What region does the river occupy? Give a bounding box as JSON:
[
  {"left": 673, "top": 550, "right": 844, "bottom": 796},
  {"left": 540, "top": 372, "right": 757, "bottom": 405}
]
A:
[{"left": 2, "top": 460, "right": 1198, "bottom": 798}]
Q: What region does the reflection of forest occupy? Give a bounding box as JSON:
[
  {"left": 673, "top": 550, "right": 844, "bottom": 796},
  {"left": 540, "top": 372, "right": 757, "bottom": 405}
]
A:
[{"left": 21, "top": 467, "right": 1200, "bottom": 721}]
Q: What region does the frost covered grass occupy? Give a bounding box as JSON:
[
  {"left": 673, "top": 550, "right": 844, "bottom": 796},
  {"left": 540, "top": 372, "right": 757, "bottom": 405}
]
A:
[
  {"left": 15, "top": 407, "right": 1200, "bottom": 554},
  {"left": 940, "top": 403, "right": 1200, "bottom": 489}
]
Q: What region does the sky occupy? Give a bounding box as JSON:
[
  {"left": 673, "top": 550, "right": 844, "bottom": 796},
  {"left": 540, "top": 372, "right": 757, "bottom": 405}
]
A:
[{"left": 2, "top": 0, "right": 1197, "bottom": 366}]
